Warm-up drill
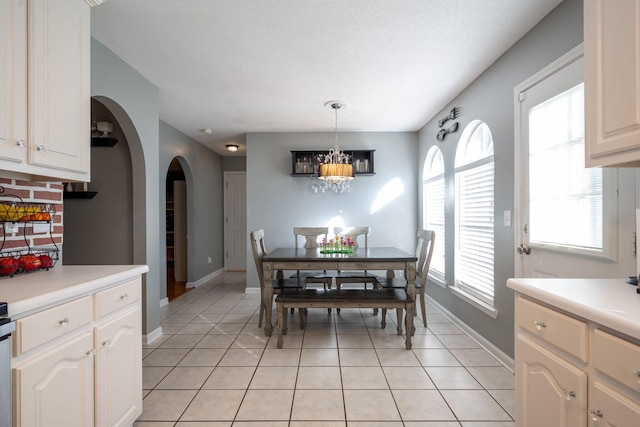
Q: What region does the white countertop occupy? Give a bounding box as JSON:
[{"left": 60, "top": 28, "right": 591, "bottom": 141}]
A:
[
  {"left": 0, "top": 264, "right": 149, "bottom": 319},
  {"left": 507, "top": 277, "right": 640, "bottom": 341}
]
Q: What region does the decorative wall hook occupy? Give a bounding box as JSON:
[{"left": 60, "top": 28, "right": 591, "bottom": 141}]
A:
[
  {"left": 436, "top": 121, "right": 459, "bottom": 142},
  {"left": 437, "top": 107, "right": 460, "bottom": 128}
]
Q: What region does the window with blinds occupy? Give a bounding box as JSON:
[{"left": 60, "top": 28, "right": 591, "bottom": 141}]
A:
[
  {"left": 454, "top": 121, "right": 495, "bottom": 307},
  {"left": 423, "top": 146, "right": 445, "bottom": 284}
]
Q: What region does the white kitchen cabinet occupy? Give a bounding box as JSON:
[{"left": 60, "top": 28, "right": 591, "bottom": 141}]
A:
[
  {"left": 11, "top": 275, "right": 143, "bottom": 427},
  {"left": 0, "top": 0, "right": 94, "bottom": 181},
  {"left": 12, "top": 331, "right": 95, "bottom": 427},
  {"left": 585, "top": 0, "right": 640, "bottom": 167}
]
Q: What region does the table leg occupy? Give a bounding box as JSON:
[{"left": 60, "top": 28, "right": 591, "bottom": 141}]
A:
[
  {"left": 405, "top": 303, "right": 413, "bottom": 350},
  {"left": 404, "top": 261, "right": 417, "bottom": 336},
  {"left": 262, "top": 261, "right": 274, "bottom": 336}
]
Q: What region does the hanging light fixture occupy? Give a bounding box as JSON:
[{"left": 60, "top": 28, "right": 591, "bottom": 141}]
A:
[{"left": 314, "top": 101, "right": 354, "bottom": 193}]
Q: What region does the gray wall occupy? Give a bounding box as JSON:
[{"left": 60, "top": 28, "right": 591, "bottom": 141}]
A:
[
  {"left": 63, "top": 99, "right": 133, "bottom": 265},
  {"left": 90, "top": 38, "right": 161, "bottom": 336},
  {"left": 246, "top": 131, "right": 418, "bottom": 289},
  {"left": 159, "top": 121, "right": 225, "bottom": 300},
  {"left": 418, "top": 0, "right": 584, "bottom": 357},
  {"left": 223, "top": 156, "right": 247, "bottom": 172}
]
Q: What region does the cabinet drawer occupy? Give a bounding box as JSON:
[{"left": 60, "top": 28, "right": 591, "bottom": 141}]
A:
[
  {"left": 16, "top": 296, "right": 92, "bottom": 354},
  {"left": 591, "top": 381, "right": 640, "bottom": 426},
  {"left": 594, "top": 329, "right": 640, "bottom": 394},
  {"left": 516, "top": 296, "right": 588, "bottom": 362},
  {"left": 94, "top": 278, "right": 141, "bottom": 319}
]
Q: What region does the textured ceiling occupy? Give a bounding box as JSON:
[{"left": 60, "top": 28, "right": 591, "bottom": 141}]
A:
[{"left": 90, "top": 0, "right": 563, "bottom": 156}]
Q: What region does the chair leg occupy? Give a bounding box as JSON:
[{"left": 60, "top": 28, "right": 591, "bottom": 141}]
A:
[
  {"left": 419, "top": 289, "right": 427, "bottom": 327},
  {"left": 258, "top": 300, "right": 264, "bottom": 328},
  {"left": 395, "top": 308, "right": 402, "bottom": 335},
  {"left": 277, "top": 301, "right": 285, "bottom": 349}
]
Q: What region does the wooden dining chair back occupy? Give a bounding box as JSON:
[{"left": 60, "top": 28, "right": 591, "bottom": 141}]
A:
[
  {"left": 250, "top": 229, "right": 306, "bottom": 328},
  {"left": 291, "top": 227, "right": 333, "bottom": 288},
  {"left": 334, "top": 226, "right": 378, "bottom": 289},
  {"left": 376, "top": 229, "right": 435, "bottom": 326}
]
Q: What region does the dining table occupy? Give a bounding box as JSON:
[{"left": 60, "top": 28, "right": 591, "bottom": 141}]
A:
[{"left": 261, "top": 246, "right": 418, "bottom": 336}]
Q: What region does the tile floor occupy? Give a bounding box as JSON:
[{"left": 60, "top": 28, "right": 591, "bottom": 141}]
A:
[{"left": 135, "top": 272, "right": 515, "bottom": 426}]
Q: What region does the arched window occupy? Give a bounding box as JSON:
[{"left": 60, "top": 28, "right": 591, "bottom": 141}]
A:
[
  {"left": 422, "top": 146, "right": 445, "bottom": 285},
  {"left": 454, "top": 120, "right": 495, "bottom": 308}
]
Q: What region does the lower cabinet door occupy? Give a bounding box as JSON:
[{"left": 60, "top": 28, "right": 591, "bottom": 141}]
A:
[
  {"left": 516, "top": 334, "right": 587, "bottom": 427},
  {"left": 589, "top": 381, "right": 640, "bottom": 426},
  {"left": 13, "top": 331, "right": 95, "bottom": 427},
  {"left": 94, "top": 307, "right": 142, "bottom": 427}
]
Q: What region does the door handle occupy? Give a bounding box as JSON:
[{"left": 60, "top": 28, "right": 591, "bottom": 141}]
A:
[{"left": 516, "top": 244, "right": 531, "bottom": 255}]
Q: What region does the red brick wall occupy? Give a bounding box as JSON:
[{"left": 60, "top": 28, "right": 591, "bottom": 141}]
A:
[{"left": 0, "top": 179, "right": 63, "bottom": 252}]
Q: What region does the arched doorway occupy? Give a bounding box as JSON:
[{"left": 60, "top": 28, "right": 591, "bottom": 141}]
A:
[{"left": 166, "top": 158, "right": 189, "bottom": 301}]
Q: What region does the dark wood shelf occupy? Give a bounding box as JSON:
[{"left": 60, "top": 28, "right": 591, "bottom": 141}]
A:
[
  {"left": 91, "top": 136, "right": 118, "bottom": 147},
  {"left": 63, "top": 191, "right": 98, "bottom": 199}
]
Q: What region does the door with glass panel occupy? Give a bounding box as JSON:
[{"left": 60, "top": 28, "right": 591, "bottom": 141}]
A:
[{"left": 515, "top": 48, "right": 636, "bottom": 278}]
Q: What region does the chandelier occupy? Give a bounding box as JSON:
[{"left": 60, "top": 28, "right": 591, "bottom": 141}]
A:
[{"left": 313, "top": 101, "right": 354, "bottom": 193}]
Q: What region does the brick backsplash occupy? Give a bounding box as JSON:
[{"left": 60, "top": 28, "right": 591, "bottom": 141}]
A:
[{"left": 0, "top": 179, "right": 63, "bottom": 252}]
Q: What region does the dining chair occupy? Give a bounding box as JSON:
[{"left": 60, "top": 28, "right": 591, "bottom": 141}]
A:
[
  {"left": 334, "top": 226, "right": 378, "bottom": 289},
  {"left": 250, "top": 229, "right": 306, "bottom": 328},
  {"left": 375, "top": 229, "right": 435, "bottom": 327},
  {"left": 290, "top": 227, "right": 333, "bottom": 288}
]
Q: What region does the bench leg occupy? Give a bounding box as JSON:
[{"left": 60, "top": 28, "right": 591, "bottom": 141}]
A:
[
  {"left": 277, "top": 301, "right": 285, "bottom": 349},
  {"left": 404, "top": 304, "right": 413, "bottom": 350},
  {"left": 380, "top": 309, "right": 386, "bottom": 329},
  {"left": 299, "top": 308, "right": 306, "bottom": 329},
  {"left": 396, "top": 308, "right": 403, "bottom": 335}
]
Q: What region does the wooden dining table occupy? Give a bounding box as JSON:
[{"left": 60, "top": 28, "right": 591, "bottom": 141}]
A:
[{"left": 261, "top": 246, "right": 418, "bottom": 336}]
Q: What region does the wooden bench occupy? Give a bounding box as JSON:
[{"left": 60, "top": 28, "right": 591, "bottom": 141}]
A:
[{"left": 275, "top": 288, "right": 413, "bottom": 349}]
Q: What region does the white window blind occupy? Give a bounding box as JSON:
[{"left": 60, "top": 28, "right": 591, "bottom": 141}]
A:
[
  {"left": 528, "top": 82, "right": 603, "bottom": 251},
  {"left": 455, "top": 121, "right": 495, "bottom": 306},
  {"left": 423, "top": 146, "right": 445, "bottom": 282}
]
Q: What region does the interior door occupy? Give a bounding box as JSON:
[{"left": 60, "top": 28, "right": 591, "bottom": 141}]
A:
[
  {"left": 224, "top": 171, "right": 246, "bottom": 271},
  {"left": 515, "top": 48, "right": 636, "bottom": 278}
]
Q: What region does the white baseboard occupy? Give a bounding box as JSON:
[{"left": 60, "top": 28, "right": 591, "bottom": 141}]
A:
[
  {"left": 426, "top": 295, "right": 514, "bottom": 373},
  {"left": 187, "top": 268, "right": 224, "bottom": 288},
  {"left": 159, "top": 297, "right": 169, "bottom": 307},
  {"left": 144, "top": 326, "right": 163, "bottom": 345}
]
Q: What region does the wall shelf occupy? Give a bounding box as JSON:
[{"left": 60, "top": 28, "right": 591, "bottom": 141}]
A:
[
  {"left": 63, "top": 191, "right": 98, "bottom": 199},
  {"left": 290, "top": 150, "right": 375, "bottom": 177}
]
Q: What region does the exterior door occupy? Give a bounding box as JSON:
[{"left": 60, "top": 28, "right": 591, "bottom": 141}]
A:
[
  {"left": 515, "top": 47, "right": 636, "bottom": 278},
  {"left": 224, "top": 171, "right": 246, "bottom": 271}
]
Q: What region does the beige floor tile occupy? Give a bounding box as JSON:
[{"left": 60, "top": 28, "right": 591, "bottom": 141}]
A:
[
  {"left": 195, "top": 334, "right": 236, "bottom": 348},
  {"left": 156, "top": 366, "right": 214, "bottom": 389},
  {"left": 236, "top": 389, "right": 294, "bottom": 421},
  {"left": 192, "top": 313, "right": 225, "bottom": 324},
  {"left": 300, "top": 348, "right": 340, "bottom": 366},
  {"left": 143, "top": 348, "right": 190, "bottom": 366},
  {"left": 220, "top": 312, "right": 253, "bottom": 323},
  {"left": 289, "top": 422, "right": 346, "bottom": 427},
  {"left": 407, "top": 334, "right": 445, "bottom": 349},
  {"left": 296, "top": 366, "right": 342, "bottom": 389},
  {"left": 375, "top": 348, "right": 421, "bottom": 366},
  {"left": 303, "top": 333, "right": 339, "bottom": 348},
  {"left": 437, "top": 334, "right": 481, "bottom": 349},
  {"left": 249, "top": 366, "right": 298, "bottom": 389},
  {"left": 218, "top": 348, "right": 263, "bottom": 366},
  {"left": 163, "top": 313, "right": 199, "bottom": 324},
  {"left": 427, "top": 313, "right": 453, "bottom": 323},
  {"left": 210, "top": 323, "right": 245, "bottom": 334},
  {"left": 176, "top": 323, "right": 214, "bottom": 334},
  {"left": 180, "top": 389, "right": 245, "bottom": 421},
  {"left": 134, "top": 422, "right": 176, "bottom": 427},
  {"left": 349, "top": 423, "right": 405, "bottom": 427},
  {"left": 425, "top": 367, "right": 482, "bottom": 389},
  {"left": 339, "top": 348, "right": 380, "bottom": 366},
  {"left": 404, "top": 422, "right": 461, "bottom": 426},
  {"left": 441, "top": 390, "right": 512, "bottom": 421},
  {"left": 142, "top": 366, "right": 172, "bottom": 389},
  {"left": 428, "top": 323, "right": 464, "bottom": 334},
  {"left": 233, "top": 423, "right": 287, "bottom": 427},
  {"left": 178, "top": 348, "right": 226, "bottom": 366},
  {"left": 383, "top": 366, "right": 435, "bottom": 389},
  {"left": 343, "top": 389, "right": 401, "bottom": 421},
  {"left": 488, "top": 389, "right": 516, "bottom": 419},
  {"left": 175, "top": 422, "right": 231, "bottom": 426},
  {"left": 291, "top": 389, "right": 345, "bottom": 421},
  {"left": 138, "top": 389, "right": 197, "bottom": 421},
  {"left": 341, "top": 366, "right": 389, "bottom": 389},
  {"left": 449, "top": 349, "right": 502, "bottom": 367},
  {"left": 460, "top": 422, "right": 514, "bottom": 426},
  {"left": 260, "top": 348, "right": 302, "bottom": 366},
  {"left": 335, "top": 323, "right": 369, "bottom": 334},
  {"left": 160, "top": 324, "right": 186, "bottom": 334},
  {"left": 160, "top": 334, "right": 205, "bottom": 349},
  {"left": 466, "top": 367, "right": 514, "bottom": 389},
  {"left": 266, "top": 333, "right": 304, "bottom": 348},
  {"left": 336, "top": 334, "right": 373, "bottom": 348},
  {"left": 230, "top": 333, "right": 269, "bottom": 348},
  {"left": 413, "top": 349, "right": 461, "bottom": 367},
  {"left": 371, "top": 334, "right": 409, "bottom": 349},
  {"left": 203, "top": 366, "right": 256, "bottom": 389},
  {"left": 394, "top": 390, "right": 457, "bottom": 421}
]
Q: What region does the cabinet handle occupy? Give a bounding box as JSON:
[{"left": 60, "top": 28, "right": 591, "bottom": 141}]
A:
[
  {"left": 562, "top": 389, "right": 576, "bottom": 400},
  {"left": 58, "top": 317, "right": 70, "bottom": 326},
  {"left": 36, "top": 145, "right": 45, "bottom": 152},
  {"left": 634, "top": 370, "right": 640, "bottom": 383},
  {"left": 15, "top": 140, "right": 25, "bottom": 147},
  {"left": 588, "top": 409, "right": 603, "bottom": 421},
  {"left": 119, "top": 293, "right": 128, "bottom": 300},
  {"left": 86, "top": 349, "right": 95, "bottom": 357},
  {"left": 533, "top": 320, "right": 547, "bottom": 330},
  {"left": 102, "top": 340, "right": 111, "bottom": 347}
]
